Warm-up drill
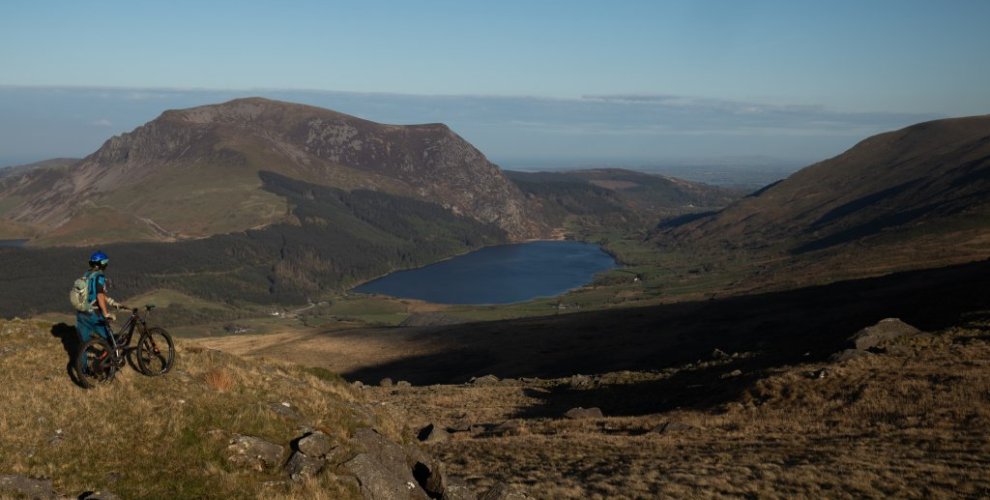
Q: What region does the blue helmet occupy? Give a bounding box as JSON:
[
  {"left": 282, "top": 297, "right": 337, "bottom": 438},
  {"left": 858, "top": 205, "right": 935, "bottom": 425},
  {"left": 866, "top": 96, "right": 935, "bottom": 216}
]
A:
[{"left": 89, "top": 250, "right": 109, "bottom": 267}]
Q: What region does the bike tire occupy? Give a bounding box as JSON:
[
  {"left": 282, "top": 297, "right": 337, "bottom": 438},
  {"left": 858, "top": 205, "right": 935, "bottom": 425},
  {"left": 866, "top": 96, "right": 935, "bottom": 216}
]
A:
[
  {"left": 76, "top": 338, "right": 115, "bottom": 389},
  {"left": 136, "top": 327, "right": 175, "bottom": 376}
]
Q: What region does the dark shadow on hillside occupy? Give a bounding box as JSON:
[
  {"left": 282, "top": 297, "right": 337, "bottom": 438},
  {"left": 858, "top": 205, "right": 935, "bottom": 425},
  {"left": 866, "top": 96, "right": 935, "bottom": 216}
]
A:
[
  {"left": 342, "top": 259, "right": 990, "bottom": 398},
  {"left": 514, "top": 361, "right": 767, "bottom": 419},
  {"left": 50, "top": 322, "right": 84, "bottom": 387}
]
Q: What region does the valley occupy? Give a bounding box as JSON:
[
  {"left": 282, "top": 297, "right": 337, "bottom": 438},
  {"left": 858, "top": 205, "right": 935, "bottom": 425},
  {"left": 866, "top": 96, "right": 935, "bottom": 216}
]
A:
[{"left": 1, "top": 101, "right": 989, "bottom": 498}]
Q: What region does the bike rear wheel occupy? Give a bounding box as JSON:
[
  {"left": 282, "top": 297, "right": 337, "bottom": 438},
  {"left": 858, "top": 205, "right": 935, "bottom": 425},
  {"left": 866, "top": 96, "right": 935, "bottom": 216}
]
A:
[
  {"left": 76, "top": 338, "right": 115, "bottom": 389},
  {"left": 136, "top": 327, "right": 175, "bottom": 376}
]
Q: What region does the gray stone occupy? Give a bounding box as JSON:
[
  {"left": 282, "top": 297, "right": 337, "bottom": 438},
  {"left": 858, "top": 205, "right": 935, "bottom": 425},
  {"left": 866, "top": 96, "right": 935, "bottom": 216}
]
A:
[
  {"left": 418, "top": 423, "right": 450, "bottom": 443},
  {"left": 720, "top": 369, "right": 743, "bottom": 379},
  {"left": 480, "top": 481, "right": 531, "bottom": 500},
  {"left": 344, "top": 453, "right": 428, "bottom": 500},
  {"left": 226, "top": 435, "right": 285, "bottom": 471},
  {"left": 269, "top": 401, "right": 303, "bottom": 421},
  {"left": 850, "top": 318, "right": 921, "bottom": 350},
  {"left": 0, "top": 475, "right": 56, "bottom": 499},
  {"left": 564, "top": 407, "right": 604, "bottom": 419},
  {"left": 345, "top": 428, "right": 429, "bottom": 500},
  {"left": 413, "top": 460, "right": 447, "bottom": 498},
  {"left": 297, "top": 431, "right": 335, "bottom": 458},
  {"left": 711, "top": 348, "right": 729, "bottom": 359},
  {"left": 326, "top": 472, "right": 361, "bottom": 490},
  {"left": 285, "top": 451, "right": 326, "bottom": 481},
  {"left": 470, "top": 374, "right": 500, "bottom": 386},
  {"left": 379, "top": 377, "right": 394, "bottom": 388}
]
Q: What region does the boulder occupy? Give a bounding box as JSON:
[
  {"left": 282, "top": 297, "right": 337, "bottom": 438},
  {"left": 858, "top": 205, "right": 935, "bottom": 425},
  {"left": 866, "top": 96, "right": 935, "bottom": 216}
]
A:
[
  {"left": 269, "top": 401, "right": 303, "bottom": 421},
  {"left": 849, "top": 318, "right": 921, "bottom": 351},
  {"left": 226, "top": 435, "right": 285, "bottom": 471},
  {"left": 0, "top": 475, "right": 56, "bottom": 499},
  {"left": 285, "top": 451, "right": 325, "bottom": 481},
  {"left": 412, "top": 460, "right": 446, "bottom": 498},
  {"left": 470, "top": 375, "right": 500, "bottom": 386},
  {"left": 418, "top": 423, "right": 450, "bottom": 443},
  {"left": 296, "top": 431, "right": 335, "bottom": 458},
  {"left": 344, "top": 428, "right": 429, "bottom": 500},
  {"left": 379, "top": 378, "right": 394, "bottom": 388},
  {"left": 344, "top": 453, "right": 427, "bottom": 500},
  {"left": 564, "top": 407, "right": 604, "bottom": 419}
]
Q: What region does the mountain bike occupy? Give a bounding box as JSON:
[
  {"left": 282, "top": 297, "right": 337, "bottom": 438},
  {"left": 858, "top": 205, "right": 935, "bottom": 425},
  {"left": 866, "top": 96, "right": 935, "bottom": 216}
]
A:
[{"left": 76, "top": 305, "right": 175, "bottom": 389}]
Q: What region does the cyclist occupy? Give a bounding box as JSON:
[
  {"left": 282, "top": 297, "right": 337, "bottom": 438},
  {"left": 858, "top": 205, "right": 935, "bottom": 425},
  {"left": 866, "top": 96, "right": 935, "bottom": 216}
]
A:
[{"left": 76, "top": 251, "right": 126, "bottom": 343}]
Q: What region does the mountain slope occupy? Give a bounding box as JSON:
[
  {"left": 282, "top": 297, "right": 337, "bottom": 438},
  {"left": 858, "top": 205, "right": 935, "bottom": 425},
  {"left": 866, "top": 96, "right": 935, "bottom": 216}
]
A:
[
  {"left": 507, "top": 168, "right": 742, "bottom": 238},
  {"left": 660, "top": 115, "right": 990, "bottom": 265},
  {"left": 0, "top": 98, "right": 546, "bottom": 245}
]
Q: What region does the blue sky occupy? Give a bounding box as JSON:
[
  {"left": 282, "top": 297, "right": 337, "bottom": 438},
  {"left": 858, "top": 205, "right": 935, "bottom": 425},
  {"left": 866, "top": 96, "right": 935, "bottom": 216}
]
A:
[{"left": 1, "top": 1, "right": 988, "bottom": 169}]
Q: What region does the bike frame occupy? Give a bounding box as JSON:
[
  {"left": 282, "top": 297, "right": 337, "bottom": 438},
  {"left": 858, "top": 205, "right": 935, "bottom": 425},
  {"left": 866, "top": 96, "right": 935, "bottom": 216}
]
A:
[{"left": 101, "top": 307, "right": 151, "bottom": 364}]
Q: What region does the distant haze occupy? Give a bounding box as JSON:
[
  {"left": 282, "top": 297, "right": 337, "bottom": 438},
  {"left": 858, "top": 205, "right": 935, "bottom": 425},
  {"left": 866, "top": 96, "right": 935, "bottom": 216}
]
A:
[{"left": 0, "top": 86, "right": 934, "bottom": 175}]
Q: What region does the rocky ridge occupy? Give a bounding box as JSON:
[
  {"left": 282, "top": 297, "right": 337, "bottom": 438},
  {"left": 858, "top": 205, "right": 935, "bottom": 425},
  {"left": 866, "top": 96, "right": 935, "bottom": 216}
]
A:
[{"left": 0, "top": 98, "right": 548, "bottom": 244}]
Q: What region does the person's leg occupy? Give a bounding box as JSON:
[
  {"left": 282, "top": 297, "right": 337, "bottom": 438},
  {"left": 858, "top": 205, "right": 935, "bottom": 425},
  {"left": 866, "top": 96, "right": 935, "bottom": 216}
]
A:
[
  {"left": 96, "top": 318, "right": 113, "bottom": 343},
  {"left": 75, "top": 312, "right": 94, "bottom": 343}
]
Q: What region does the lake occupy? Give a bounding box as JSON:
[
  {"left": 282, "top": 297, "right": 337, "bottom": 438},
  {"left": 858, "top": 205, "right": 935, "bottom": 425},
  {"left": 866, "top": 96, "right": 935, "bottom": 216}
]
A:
[
  {"left": 353, "top": 240, "right": 617, "bottom": 304},
  {"left": 0, "top": 239, "right": 27, "bottom": 248}
]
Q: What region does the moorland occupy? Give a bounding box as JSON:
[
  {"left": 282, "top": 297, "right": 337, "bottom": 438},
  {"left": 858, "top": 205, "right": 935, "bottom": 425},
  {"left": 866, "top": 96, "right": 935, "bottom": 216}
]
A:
[{"left": 1, "top": 100, "right": 988, "bottom": 498}]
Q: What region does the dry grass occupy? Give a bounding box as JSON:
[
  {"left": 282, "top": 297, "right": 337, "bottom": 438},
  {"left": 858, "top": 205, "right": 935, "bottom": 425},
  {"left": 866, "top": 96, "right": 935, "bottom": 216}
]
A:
[
  {"left": 0, "top": 319, "right": 372, "bottom": 499},
  {"left": 369, "top": 315, "right": 990, "bottom": 498},
  {"left": 203, "top": 367, "right": 236, "bottom": 392}
]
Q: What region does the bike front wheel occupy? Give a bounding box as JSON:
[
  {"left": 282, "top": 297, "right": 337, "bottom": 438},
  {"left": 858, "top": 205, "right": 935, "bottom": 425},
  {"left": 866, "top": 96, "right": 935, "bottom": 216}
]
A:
[
  {"left": 76, "top": 338, "right": 115, "bottom": 389},
  {"left": 136, "top": 327, "right": 175, "bottom": 376}
]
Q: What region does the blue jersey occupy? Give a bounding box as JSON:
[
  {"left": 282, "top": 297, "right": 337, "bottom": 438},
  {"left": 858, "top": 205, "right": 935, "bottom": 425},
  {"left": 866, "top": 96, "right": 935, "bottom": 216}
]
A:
[{"left": 86, "top": 271, "right": 107, "bottom": 307}]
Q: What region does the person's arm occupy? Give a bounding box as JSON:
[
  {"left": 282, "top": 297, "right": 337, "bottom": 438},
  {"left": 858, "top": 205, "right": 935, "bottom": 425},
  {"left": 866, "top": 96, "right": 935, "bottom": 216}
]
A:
[
  {"left": 97, "top": 292, "right": 111, "bottom": 318},
  {"left": 94, "top": 274, "right": 114, "bottom": 320}
]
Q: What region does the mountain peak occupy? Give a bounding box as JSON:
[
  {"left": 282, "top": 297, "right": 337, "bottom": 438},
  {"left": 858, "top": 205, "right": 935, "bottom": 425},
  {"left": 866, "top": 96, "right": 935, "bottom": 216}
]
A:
[{"left": 0, "top": 99, "right": 548, "bottom": 245}]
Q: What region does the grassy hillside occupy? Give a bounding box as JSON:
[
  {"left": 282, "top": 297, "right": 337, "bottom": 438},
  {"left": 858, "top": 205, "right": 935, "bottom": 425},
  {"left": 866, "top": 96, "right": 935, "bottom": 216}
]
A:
[
  {"left": 195, "top": 277, "right": 990, "bottom": 497},
  {"left": 654, "top": 115, "right": 990, "bottom": 288},
  {"left": 0, "top": 319, "right": 375, "bottom": 498},
  {"left": 377, "top": 314, "right": 990, "bottom": 497},
  {"left": 506, "top": 168, "right": 741, "bottom": 239},
  {"left": 0, "top": 172, "right": 507, "bottom": 319}
]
